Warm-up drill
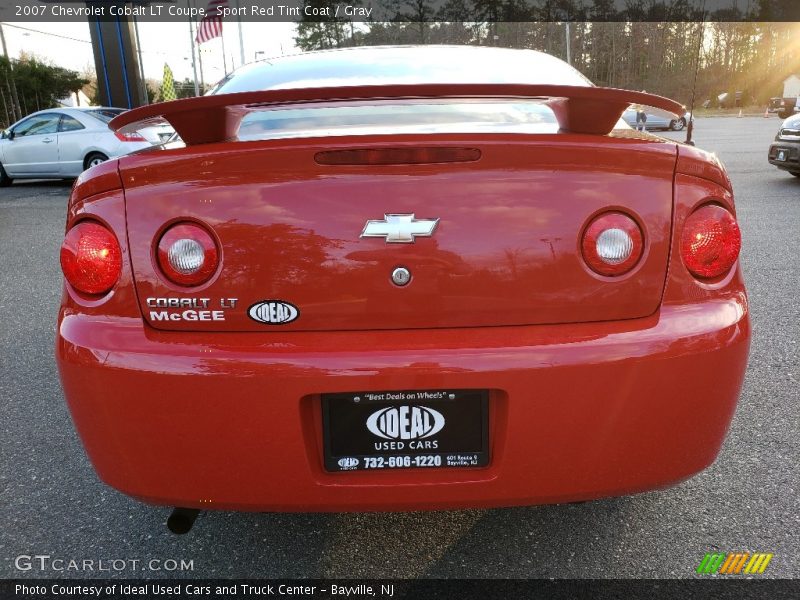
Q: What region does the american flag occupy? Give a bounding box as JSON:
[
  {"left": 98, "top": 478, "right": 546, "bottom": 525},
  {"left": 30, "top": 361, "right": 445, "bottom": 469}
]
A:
[{"left": 195, "top": 0, "right": 228, "bottom": 45}]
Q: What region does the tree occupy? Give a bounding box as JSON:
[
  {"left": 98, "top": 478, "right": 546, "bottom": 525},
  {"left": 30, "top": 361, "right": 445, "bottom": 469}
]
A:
[
  {"left": 292, "top": 15, "right": 800, "bottom": 108},
  {"left": 173, "top": 78, "right": 204, "bottom": 99},
  {"left": 295, "top": 0, "right": 358, "bottom": 51},
  {"left": 0, "top": 55, "right": 87, "bottom": 127}
]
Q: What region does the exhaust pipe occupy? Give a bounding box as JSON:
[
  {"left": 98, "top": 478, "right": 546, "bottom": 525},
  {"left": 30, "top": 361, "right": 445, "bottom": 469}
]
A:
[{"left": 167, "top": 508, "right": 200, "bottom": 534}]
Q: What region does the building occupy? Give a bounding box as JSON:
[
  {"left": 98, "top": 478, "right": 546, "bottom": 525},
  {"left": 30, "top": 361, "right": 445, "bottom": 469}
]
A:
[{"left": 783, "top": 74, "right": 800, "bottom": 99}]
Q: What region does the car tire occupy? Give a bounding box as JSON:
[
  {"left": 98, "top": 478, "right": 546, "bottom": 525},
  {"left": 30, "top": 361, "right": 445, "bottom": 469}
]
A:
[
  {"left": 670, "top": 118, "right": 686, "bottom": 132},
  {"left": 83, "top": 153, "right": 109, "bottom": 171},
  {"left": 790, "top": 172, "right": 800, "bottom": 178},
  {"left": 778, "top": 111, "right": 791, "bottom": 120},
  {"left": 0, "top": 163, "right": 12, "bottom": 187}
]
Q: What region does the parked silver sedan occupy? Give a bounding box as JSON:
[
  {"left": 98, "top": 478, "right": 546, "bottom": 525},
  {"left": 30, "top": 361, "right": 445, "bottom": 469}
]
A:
[
  {"left": 622, "top": 107, "right": 692, "bottom": 131},
  {"left": 0, "top": 107, "right": 168, "bottom": 186}
]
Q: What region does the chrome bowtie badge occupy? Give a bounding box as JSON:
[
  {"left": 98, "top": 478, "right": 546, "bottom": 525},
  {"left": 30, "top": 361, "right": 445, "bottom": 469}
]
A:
[{"left": 361, "top": 214, "right": 439, "bottom": 243}]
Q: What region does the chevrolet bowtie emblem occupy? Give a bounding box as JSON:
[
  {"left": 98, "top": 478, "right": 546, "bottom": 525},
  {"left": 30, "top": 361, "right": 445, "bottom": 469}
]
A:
[{"left": 360, "top": 214, "right": 440, "bottom": 243}]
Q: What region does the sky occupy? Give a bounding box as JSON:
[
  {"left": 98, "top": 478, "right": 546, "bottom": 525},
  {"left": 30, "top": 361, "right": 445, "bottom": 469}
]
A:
[{"left": 0, "top": 20, "right": 299, "bottom": 89}]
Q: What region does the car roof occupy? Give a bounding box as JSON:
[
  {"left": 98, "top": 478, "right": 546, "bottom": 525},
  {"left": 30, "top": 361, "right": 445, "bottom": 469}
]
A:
[
  {"left": 13, "top": 106, "right": 125, "bottom": 121},
  {"left": 6, "top": 107, "right": 129, "bottom": 132},
  {"left": 68, "top": 107, "right": 125, "bottom": 113},
  {"left": 210, "top": 45, "right": 593, "bottom": 95}
]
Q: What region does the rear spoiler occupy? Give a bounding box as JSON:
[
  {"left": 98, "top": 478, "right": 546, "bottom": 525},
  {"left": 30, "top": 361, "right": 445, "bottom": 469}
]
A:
[{"left": 109, "top": 84, "right": 685, "bottom": 146}]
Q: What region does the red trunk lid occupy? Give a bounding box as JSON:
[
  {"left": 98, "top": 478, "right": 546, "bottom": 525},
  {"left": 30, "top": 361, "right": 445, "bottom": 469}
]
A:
[{"left": 120, "top": 134, "right": 677, "bottom": 332}]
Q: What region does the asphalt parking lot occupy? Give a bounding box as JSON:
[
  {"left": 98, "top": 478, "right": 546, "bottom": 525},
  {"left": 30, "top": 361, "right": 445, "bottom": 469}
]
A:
[{"left": 1, "top": 116, "right": 797, "bottom": 580}]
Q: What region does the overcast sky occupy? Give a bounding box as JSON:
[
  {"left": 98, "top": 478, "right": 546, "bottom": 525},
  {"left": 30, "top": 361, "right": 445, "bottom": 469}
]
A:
[{"left": 1, "top": 20, "right": 299, "bottom": 89}]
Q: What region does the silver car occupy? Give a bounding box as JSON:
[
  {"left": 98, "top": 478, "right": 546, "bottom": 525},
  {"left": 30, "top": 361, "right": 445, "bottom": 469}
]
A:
[
  {"left": 0, "top": 107, "right": 168, "bottom": 186},
  {"left": 622, "top": 107, "right": 692, "bottom": 131}
]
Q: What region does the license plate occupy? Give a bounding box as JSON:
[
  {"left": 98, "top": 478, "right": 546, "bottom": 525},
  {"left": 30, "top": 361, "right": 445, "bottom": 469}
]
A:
[
  {"left": 777, "top": 150, "right": 787, "bottom": 161},
  {"left": 322, "top": 389, "right": 489, "bottom": 472}
]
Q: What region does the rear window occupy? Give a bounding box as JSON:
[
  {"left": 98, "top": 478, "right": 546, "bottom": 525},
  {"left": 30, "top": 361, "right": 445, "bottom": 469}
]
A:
[
  {"left": 85, "top": 109, "right": 125, "bottom": 124},
  {"left": 237, "top": 100, "right": 559, "bottom": 141}
]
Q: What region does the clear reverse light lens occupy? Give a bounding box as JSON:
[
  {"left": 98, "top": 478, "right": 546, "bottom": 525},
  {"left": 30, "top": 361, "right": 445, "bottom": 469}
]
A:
[
  {"left": 581, "top": 212, "right": 644, "bottom": 276},
  {"left": 156, "top": 222, "right": 219, "bottom": 286},
  {"left": 168, "top": 238, "right": 205, "bottom": 274},
  {"left": 595, "top": 228, "right": 633, "bottom": 264}
]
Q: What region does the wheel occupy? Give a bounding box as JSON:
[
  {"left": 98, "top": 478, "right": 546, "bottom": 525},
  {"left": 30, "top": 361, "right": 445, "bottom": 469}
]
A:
[
  {"left": 778, "top": 111, "right": 791, "bottom": 120},
  {"left": 670, "top": 118, "right": 686, "bottom": 132},
  {"left": 83, "top": 153, "right": 108, "bottom": 170},
  {"left": 790, "top": 172, "right": 800, "bottom": 178},
  {"left": 0, "top": 163, "right": 12, "bottom": 187}
]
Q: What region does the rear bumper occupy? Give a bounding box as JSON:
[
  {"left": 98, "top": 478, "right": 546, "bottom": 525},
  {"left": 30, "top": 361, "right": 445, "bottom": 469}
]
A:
[
  {"left": 57, "top": 296, "right": 750, "bottom": 512},
  {"left": 768, "top": 140, "right": 800, "bottom": 171}
]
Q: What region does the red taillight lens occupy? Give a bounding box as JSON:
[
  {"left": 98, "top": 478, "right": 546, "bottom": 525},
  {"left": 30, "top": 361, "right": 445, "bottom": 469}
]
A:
[
  {"left": 681, "top": 204, "right": 741, "bottom": 279},
  {"left": 581, "top": 212, "right": 644, "bottom": 276},
  {"left": 114, "top": 130, "right": 146, "bottom": 142},
  {"left": 60, "top": 221, "right": 122, "bottom": 295},
  {"left": 157, "top": 222, "right": 219, "bottom": 286}
]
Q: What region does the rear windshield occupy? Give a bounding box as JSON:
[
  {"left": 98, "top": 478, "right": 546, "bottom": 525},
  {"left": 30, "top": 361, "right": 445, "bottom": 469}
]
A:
[
  {"left": 237, "top": 100, "right": 559, "bottom": 141},
  {"left": 85, "top": 109, "right": 125, "bottom": 124}
]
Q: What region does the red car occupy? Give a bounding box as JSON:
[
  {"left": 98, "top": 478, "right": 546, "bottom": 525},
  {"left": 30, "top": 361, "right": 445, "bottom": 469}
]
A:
[{"left": 56, "top": 46, "right": 750, "bottom": 533}]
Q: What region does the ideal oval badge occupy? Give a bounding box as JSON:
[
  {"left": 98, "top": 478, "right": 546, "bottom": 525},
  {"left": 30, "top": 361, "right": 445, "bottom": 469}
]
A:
[
  {"left": 248, "top": 300, "right": 299, "bottom": 324},
  {"left": 366, "top": 406, "right": 445, "bottom": 440}
]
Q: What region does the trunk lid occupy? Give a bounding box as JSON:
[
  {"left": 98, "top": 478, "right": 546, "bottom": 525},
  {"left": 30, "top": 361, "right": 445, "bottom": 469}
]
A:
[{"left": 121, "top": 134, "right": 677, "bottom": 332}]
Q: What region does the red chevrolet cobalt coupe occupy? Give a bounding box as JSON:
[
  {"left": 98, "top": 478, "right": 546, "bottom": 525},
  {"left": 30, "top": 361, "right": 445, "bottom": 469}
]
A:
[{"left": 57, "top": 46, "right": 750, "bottom": 533}]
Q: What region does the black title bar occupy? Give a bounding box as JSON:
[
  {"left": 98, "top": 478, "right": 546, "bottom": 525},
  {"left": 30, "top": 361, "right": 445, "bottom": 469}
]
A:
[
  {"left": 1, "top": 0, "right": 800, "bottom": 23},
  {"left": 4, "top": 579, "right": 800, "bottom": 600}
]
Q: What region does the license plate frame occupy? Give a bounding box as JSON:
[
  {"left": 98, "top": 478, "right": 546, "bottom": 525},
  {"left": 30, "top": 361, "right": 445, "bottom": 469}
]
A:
[{"left": 322, "top": 389, "right": 489, "bottom": 472}]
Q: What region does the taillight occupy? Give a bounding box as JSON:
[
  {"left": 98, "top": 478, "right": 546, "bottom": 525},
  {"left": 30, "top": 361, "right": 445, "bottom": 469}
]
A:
[
  {"left": 681, "top": 204, "right": 741, "bottom": 279},
  {"left": 581, "top": 212, "right": 644, "bottom": 276},
  {"left": 157, "top": 222, "right": 219, "bottom": 286},
  {"left": 60, "top": 221, "right": 122, "bottom": 295},
  {"left": 115, "top": 130, "right": 146, "bottom": 142}
]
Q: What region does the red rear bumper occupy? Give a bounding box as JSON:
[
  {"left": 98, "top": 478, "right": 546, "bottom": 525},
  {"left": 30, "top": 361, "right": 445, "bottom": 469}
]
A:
[{"left": 56, "top": 295, "right": 749, "bottom": 512}]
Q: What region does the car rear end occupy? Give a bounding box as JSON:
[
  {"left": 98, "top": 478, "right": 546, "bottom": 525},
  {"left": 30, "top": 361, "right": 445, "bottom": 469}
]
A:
[
  {"left": 768, "top": 97, "right": 784, "bottom": 113},
  {"left": 137, "top": 123, "right": 176, "bottom": 145},
  {"left": 56, "top": 65, "right": 749, "bottom": 514},
  {"left": 80, "top": 108, "right": 162, "bottom": 159},
  {"left": 768, "top": 114, "right": 800, "bottom": 174}
]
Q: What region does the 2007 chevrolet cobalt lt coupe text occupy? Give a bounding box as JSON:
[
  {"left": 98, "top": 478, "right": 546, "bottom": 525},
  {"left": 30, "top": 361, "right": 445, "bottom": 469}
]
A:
[{"left": 56, "top": 46, "right": 750, "bottom": 533}]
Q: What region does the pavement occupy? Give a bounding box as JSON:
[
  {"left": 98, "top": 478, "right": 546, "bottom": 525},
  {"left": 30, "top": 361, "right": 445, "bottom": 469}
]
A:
[{"left": 0, "top": 116, "right": 797, "bottom": 580}]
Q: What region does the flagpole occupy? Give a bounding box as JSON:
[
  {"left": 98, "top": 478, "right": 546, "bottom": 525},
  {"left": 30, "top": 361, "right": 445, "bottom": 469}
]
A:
[
  {"left": 235, "top": 0, "right": 245, "bottom": 67},
  {"left": 221, "top": 29, "right": 228, "bottom": 76},
  {"left": 132, "top": 16, "right": 148, "bottom": 105},
  {"left": 189, "top": 0, "right": 205, "bottom": 92},
  {"left": 187, "top": 4, "right": 200, "bottom": 96},
  {"left": 198, "top": 41, "right": 206, "bottom": 93}
]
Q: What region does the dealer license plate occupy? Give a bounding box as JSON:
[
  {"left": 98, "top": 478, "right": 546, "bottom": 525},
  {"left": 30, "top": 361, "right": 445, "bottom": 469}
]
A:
[{"left": 322, "top": 389, "right": 489, "bottom": 472}]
